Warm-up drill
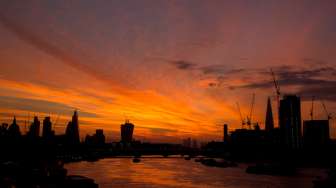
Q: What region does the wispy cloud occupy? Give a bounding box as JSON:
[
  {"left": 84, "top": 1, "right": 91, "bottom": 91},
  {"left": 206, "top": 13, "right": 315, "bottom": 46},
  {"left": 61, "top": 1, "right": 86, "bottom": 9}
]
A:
[
  {"left": 227, "top": 65, "right": 336, "bottom": 101},
  {"left": 137, "top": 126, "right": 178, "bottom": 134},
  {"left": 0, "top": 95, "right": 98, "bottom": 118},
  {"left": 167, "top": 57, "right": 336, "bottom": 101},
  {"left": 0, "top": 12, "right": 120, "bottom": 87},
  {"left": 169, "top": 60, "right": 196, "bottom": 70}
]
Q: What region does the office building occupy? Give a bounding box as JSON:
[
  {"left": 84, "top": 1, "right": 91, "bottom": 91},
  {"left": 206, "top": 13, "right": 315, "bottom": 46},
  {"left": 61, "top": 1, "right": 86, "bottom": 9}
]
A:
[
  {"left": 279, "top": 95, "right": 302, "bottom": 149},
  {"left": 224, "top": 124, "right": 229, "bottom": 142},
  {"left": 120, "top": 120, "right": 134, "bottom": 142},
  {"left": 42, "top": 116, "right": 54, "bottom": 139},
  {"left": 85, "top": 129, "right": 106, "bottom": 146},
  {"left": 303, "top": 120, "right": 329, "bottom": 147},
  {"left": 65, "top": 110, "right": 80, "bottom": 144},
  {"left": 28, "top": 116, "right": 40, "bottom": 138}
]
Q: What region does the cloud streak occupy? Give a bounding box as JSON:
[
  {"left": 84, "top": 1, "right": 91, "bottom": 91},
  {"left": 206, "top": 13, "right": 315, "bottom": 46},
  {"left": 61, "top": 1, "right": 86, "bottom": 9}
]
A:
[
  {"left": 228, "top": 65, "right": 336, "bottom": 101},
  {"left": 0, "top": 95, "right": 98, "bottom": 118},
  {"left": 168, "top": 60, "right": 196, "bottom": 70},
  {"left": 168, "top": 58, "right": 336, "bottom": 101},
  {"left": 0, "top": 12, "right": 121, "bottom": 88}
]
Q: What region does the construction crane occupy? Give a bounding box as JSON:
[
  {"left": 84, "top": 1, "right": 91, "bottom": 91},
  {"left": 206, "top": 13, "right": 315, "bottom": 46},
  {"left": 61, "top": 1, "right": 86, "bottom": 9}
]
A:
[
  {"left": 310, "top": 96, "right": 315, "bottom": 120},
  {"left": 246, "top": 93, "right": 255, "bottom": 129},
  {"left": 321, "top": 100, "right": 332, "bottom": 120},
  {"left": 271, "top": 69, "right": 280, "bottom": 107},
  {"left": 236, "top": 102, "right": 246, "bottom": 129}
]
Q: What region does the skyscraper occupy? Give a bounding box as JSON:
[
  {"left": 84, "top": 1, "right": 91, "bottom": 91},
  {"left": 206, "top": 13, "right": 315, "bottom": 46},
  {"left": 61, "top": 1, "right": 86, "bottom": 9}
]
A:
[
  {"left": 224, "top": 124, "right": 228, "bottom": 142},
  {"left": 279, "top": 95, "right": 302, "bottom": 149},
  {"left": 120, "top": 120, "right": 134, "bottom": 142},
  {"left": 265, "top": 97, "right": 274, "bottom": 131},
  {"left": 65, "top": 110, "right": 80, "bottom": 144},
  {"left": 42, "top": 116, "right": 53, "bottom": 139},
  {"left": 95, "top": 129, "right": 105, "bottom": 145},
  {"left": 28, "top": 116, "right": 40, "bottom": 138}
]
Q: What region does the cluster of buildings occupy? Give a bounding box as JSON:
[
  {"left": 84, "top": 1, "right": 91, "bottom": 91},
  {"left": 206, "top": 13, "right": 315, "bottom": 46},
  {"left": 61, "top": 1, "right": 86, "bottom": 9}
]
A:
[
  {"left": 0, "top": 111, "right": 81, "bottom": 145},
  {"left": 1, "top": 93, "right": 330, "bottom": 152},
  {"left": 85, "top": 129, "right": 106, "bottom": 146},
  {"left": 0, "top": 109, "right": 139, "bottom": 147},
  {"left": 224, "top": 95, "right": 331, "bottom": 150}
]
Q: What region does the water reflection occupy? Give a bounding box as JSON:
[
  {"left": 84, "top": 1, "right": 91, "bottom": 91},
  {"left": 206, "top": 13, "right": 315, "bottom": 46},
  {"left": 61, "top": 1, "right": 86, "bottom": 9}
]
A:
[{"left": 65, "top": 157, "right": 324, "bottom": 188}]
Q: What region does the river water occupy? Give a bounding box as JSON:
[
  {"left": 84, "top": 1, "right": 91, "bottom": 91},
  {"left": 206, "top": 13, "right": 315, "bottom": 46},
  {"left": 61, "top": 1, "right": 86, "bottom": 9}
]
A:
[{"left": 65, "top": 157, "right": 325, "bottom": 188}]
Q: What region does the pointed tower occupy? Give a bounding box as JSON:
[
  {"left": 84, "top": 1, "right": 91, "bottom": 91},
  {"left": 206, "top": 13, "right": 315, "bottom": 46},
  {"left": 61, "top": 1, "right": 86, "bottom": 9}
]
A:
[
  {"left": 65, "top": 110, "right": 80, "bottom": 144},
  {"left": 265, "top": 97, "right": 274, "bottom": 131},
  {"left": 72, "top": 110, "right": 80, "bottom": 144},
  {"left": 8, "top": 116, "right": 21, "bottom": 137}
]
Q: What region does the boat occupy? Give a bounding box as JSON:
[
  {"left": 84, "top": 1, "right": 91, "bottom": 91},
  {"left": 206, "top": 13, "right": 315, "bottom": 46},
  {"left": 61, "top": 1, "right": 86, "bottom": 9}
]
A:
[
  {"left": 133, "top": 158, "right": 141, "bottom": 163},
  {"left": 184, "top": 156, "right": 191, "bottom": 160},
  {"left": 162, "top": 153, "right": 169, "bottom": 158}
]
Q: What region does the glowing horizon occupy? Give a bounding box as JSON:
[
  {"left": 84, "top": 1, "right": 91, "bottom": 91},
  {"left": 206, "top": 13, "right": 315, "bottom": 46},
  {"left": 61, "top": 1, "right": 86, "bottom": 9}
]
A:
[{"left": 0, "top": 0, "right": 335, "bottom": 142}]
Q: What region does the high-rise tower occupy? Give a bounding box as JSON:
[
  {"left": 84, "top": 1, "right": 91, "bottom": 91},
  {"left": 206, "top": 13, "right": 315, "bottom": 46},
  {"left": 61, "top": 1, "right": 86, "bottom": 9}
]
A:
[
  {"left": 28, "top": 116, "right": 40, "bottom": 138},
  {"left": 120, "top": 120, "right": 134, "bottom": 143},
  {"left": 42, "top": 116, "right": 53, "bottom": 139},
  {"left": 279, "top": 95, "right": 302, "bottom": 149},
  {"left": 65, "top": 110, "right": 80, "bottom": 144},
  {"left": 265, "top": 97, "right": 274, "bottom": 131},
  {"left": 223, "top": 124, "right": 228, "bottom": 142}
]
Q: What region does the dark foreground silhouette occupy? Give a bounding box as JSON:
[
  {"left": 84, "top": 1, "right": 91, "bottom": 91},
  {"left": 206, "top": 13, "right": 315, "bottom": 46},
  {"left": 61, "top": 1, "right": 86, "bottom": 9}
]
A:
[{"left": 0, "top": 99, "right": 335, "bottom": 188}]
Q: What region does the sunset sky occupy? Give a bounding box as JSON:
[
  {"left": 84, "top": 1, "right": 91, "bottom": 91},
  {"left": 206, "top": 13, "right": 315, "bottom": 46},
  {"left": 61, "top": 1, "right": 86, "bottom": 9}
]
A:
[{"left": 0, "top": 0, "right": 335, "bottom": 142}]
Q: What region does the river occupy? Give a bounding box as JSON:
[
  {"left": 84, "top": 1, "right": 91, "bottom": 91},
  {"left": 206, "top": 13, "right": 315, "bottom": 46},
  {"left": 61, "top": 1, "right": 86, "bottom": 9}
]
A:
[{"left": 65, "top": 157, "right": 325, "bottom": 188}]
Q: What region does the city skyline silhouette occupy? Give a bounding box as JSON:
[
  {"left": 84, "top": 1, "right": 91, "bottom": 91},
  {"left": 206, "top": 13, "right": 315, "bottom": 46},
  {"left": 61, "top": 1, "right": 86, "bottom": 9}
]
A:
[
  {"left": 0, "top": 1, "right": 336, "bottom": 187},
  {"left": 0, "top": 1, "right": 335, "bottom": 143}
]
